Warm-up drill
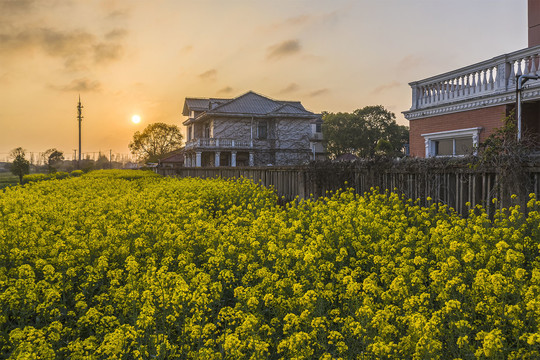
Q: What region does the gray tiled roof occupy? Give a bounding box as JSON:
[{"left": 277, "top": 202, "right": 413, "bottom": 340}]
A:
[
  {"left": 211, "top": 91, "right": 314, "bottom": 115},
  {"left": 183, "top": 97, "right": 230, "bottom": 115},
  {"left": 278, "top": 101, "right": 306, "bottom": 111},
  {"left": 182, "top": 91, "right": 317, "bottom": 119},
  {"left": 270, "top": 103, "right": 310, "bottom": 115},
  {"left": 211, "top": 92, "right": 282, "bottom": 114}
]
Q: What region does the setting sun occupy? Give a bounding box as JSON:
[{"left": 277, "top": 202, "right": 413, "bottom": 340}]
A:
[{"left": 131, "top": 115, "right": 141, "bottom": 124}]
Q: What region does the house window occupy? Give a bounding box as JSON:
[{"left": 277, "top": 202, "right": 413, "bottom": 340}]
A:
[
  {"left": 204, "top": 123, "right": 211, "bottom": 138},
  {"left": 187, "top": 126, "right": 192, "bottom": 141},
  {"left": 423, "top": 127, "right": 481, "bottom": 157},
  {"left": 315, "top": 123, "right": 322, "bottom": 133},
  {"left": 257, "top": 120, "right": 267, "bottom": 139}
]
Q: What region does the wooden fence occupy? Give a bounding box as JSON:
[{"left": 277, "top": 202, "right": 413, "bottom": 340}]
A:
[{"left": 158, "top": 163, "right": 540, "bottom": 216}]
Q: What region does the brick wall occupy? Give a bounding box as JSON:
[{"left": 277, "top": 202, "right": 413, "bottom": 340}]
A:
[
  {"left": 530, "top": 0, "right": 540, "bottom": 47},
  {"left": 409, "top": 105, "right": 509, "bottom": 157}
]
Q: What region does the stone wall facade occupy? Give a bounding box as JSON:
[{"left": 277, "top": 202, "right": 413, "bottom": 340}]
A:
[{"left": 211, "top": 116, "right": 313, "bottom": 166}]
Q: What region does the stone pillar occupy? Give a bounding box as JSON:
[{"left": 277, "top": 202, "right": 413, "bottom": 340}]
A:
[
  {"left": 249, "top": 151, "right": 254, "bottom": 167},
  {"left": 195, "top": 152, "right": 202, "bottom": 167},
  {"left": 410, "top": 82, "right": 418, "bottom": 110},
  {"left": 215, "top": 151, "right": 220, "bottom": 167},
  {"left": 231, "top": 151, "right": 237, "bottom": 167}
]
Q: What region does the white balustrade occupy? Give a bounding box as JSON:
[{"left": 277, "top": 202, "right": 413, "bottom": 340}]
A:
[
  {"left": 185, "top": 138, "right": 253, "bottom": 150},
  {"left": 409, "top": 45, "right": 540, "bottom": 111}
]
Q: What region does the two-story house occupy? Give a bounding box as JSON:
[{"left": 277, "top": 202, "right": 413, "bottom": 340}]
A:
[
  {"left": 182, "top": 91, "right": 324, "bottom": 167},
  {"left": 404, "top": 0, "right": 540, "bottom": 158}
]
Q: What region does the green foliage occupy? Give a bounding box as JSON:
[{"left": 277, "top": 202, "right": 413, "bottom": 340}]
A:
[
  {"left": 0, "top": 174, "right": 19, "bottom": 190},
  {"left": 82, "top": 169, "right": 160, "bottom": 180},
  {"left": 322, "top": 106, "right": 409, "bottom": 159},
  {"left": 21, "top": 170, "right": 158, "bottom": 185},
  {"left": 473, "top": 112, "right": 533, "bottom": 164},
  {"left": 70, "top": 170, "right": 84, "bottom": 177},
  {"left": 129, "top": 123, "right": 183, "bottom": 163},
  {"left": 1, "top": 175, "right": 540, "bottom": 358},
  {"left": 42, "top": 148, "right": 64, "bottom": 174},
  {"left": 23, "top": 172, "right": 69, "bottom": 184},
  {"left": 471, "top": 112, "right": 539, "bottom": 204},
  {"left": 9, "top": 147, "right": 30, "bottom": 183}
]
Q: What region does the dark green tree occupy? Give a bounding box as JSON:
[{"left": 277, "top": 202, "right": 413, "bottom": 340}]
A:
[
  {"left": 129, "top": 123, "right": 183, "bottom": 163},
  {"left": 9, "top": 147, "right": 30, "bottom": 183},
  {"left": 322, "top": 105, "right": 409, "bottom": 158},
  {"left": 95, "top": 154, "right": 111, "bottom": 169},
  {"left": 42, "top": 148, "right": 64, "bottom": 173}
]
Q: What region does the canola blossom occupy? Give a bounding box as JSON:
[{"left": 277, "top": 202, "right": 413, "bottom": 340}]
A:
[{"left": 1, "top": 170, "right": 540, "bottom": 359}]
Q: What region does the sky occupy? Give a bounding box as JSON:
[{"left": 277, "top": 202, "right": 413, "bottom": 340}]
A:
[{"left": 0, "top": 0, "right": 528, "bottom": 160}]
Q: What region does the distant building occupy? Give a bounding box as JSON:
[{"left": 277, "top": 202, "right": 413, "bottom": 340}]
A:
[
  {"left": 404, "top": 0, "right": 540, "bottom": 158},
  {"left": 182, "top": 91, "right": 324, "bottom": 167},
  {"left": 158, "top": 148, "right": 184, "bottom": 169}
]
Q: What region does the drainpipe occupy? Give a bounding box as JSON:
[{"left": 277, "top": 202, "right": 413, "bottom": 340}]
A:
[{"left": 516, "top": 74, "right": 540, "bottom": 141}]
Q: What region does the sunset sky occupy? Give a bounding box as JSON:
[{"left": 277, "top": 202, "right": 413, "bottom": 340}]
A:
[{"left": 0, "top": 0, "right": 528, "bottom": 160}]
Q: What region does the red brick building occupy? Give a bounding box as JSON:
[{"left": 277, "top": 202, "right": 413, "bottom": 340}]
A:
[{"left": 404, "top": 0, "right": 540, "bottom": 158}]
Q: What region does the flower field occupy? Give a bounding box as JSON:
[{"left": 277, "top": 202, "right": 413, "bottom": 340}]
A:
[{"left": 1, "top": 170, "right": 540, "bottom": 359}]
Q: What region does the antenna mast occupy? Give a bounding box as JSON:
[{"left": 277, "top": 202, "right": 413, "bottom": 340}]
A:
[{"left": 77, "top": 95, "right": 83, "bottom": 167}]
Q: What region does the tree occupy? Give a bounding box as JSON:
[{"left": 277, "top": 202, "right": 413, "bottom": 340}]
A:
[
  {"left": 9, "top": 147, "right": 30, "bottom": 183},
  {"left": 42, "top": 148, "right": 64, "bottom": 173},
  {"left": 129, "top": 123, "right": 183, "bottom": 163},
  {"left": 95, "top": 154, "right": 111, "bottom": 170},
  {"left": 322, "top": 105, "right": 409, "bottom": 158}
]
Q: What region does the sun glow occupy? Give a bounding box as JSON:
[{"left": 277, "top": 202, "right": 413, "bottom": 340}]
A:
[{"left": 131, "top": 114, "right": 141, "bottom": 124}]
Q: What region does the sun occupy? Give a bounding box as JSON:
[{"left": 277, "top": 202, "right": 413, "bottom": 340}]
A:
[{"left": 131, "top": 114, "right": 141, "bottom": 124}]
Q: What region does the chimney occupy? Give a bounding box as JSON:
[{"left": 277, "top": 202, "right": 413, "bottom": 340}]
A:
[{"left": 529, "top": 0, "right": 540, "bottom": 46}]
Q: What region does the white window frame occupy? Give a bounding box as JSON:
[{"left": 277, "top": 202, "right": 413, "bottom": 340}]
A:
[{"left": 422, "top": 127, "right": 481, "bottom": 158}]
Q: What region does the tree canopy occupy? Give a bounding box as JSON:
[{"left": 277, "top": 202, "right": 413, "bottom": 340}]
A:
[
  {"left": 322, "top": 105, "right": 409, "bottom": 159},
  {"left": 9, "top": 147, "right": 30, "bottom": 183},
  {"left": 129, "top": 123, "right": 183, "bottom": 163},
  {"left": 42, "top": 148, "right": 64, "bottom": 173}
]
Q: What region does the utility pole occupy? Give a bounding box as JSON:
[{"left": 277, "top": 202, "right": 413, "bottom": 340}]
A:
[
  {"left": 516, "top": 74, "right": 540, "bottom": 141},
  {"left": 77, "top": 95, "right": 83, "bottom": 168}
]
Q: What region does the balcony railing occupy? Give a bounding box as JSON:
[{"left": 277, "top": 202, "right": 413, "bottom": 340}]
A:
[
  {"left": 309, "top": 132, "right": 323, "bottom": 141},
  {"left": 407, "top": 45, "right": 540, "bottom": 114},
  {"left": 185, "top": 138, "right": 253, "bottom": 150}
]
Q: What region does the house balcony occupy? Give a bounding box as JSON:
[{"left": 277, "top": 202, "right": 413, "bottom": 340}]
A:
[
  {"left": 184, "top": 137, "right": 253, "bottom": 151},
  {"left": 309, "top": 132, "right": 323, "bottom": 141},
  {"left": 404, "top": 44, "right": 540, "bottom": 120}
]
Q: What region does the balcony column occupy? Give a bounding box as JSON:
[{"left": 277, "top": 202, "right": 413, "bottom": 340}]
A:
[
  {"left": 215, "top": 151, "right": 221, "bottom": 167},
  {"left": 231, "top": 151, "right": 237, "bottom": 167},
  {"left": 249, "top": 151, "right": 254, "bottom": 167},
  {"left": 184, "top": 154, "right": 189, "bottom": 167},
  {"left": 195, "top": 152, "right": 202, "bottom": 167},
  {"left": 410, "top": 82, "right": 419, "bottom": 110}
]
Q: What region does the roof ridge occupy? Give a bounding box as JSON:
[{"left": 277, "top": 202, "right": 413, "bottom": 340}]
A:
[
  {"left": 275, "top": 102, "right": 307, "bottom": 113},
  {"left": 208, "top": 90, "right": 278, "bottom": 113}
]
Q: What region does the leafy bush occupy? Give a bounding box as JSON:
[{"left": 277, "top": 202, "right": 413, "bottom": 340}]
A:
[
  {"left": 22, "top": 172, "right": 70, "bottom": 184},
  {"left": 1, "top": 175, "right": 540, "bottom": 359},
  {"left": 70, "top": 170, "right": 84, "bottom": 177},
  {"left": 82, "top": 169, "right": 160, "bottom": 180}
]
